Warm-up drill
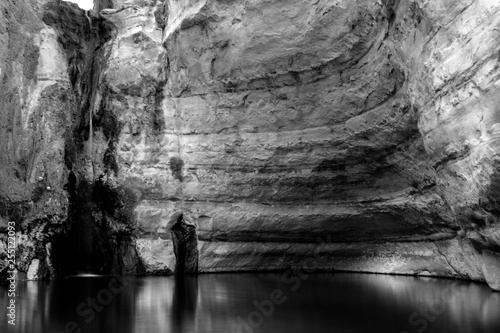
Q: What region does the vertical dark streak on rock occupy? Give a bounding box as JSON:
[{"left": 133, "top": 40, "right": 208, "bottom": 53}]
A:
[
  {"left": 40, "top": 1, "right": 145, "bottom": 277},
  {"left": 171, "top": 214, "right": 199, "bottom": 274}
]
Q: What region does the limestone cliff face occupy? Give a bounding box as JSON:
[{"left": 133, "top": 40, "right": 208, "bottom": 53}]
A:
[
  {"left": 1, "top": 0, "right": 500, "bottom": 289},
  {"left": 0, "top": 0, "right": 74, "bottom": 277}
]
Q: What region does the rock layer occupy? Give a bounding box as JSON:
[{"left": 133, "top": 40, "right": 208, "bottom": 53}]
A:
[{"left": 0, "top": 0, "right": 500, "bottom": 290}]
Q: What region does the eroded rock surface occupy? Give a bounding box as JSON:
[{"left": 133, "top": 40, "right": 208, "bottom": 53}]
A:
[
  {"left": 171, "top": 214, "right": 199, "bottom": 274},
  {"left": 1, "top": 0, "right": 500, "bottom": 290}
]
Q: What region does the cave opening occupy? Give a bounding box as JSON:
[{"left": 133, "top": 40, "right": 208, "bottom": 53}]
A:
[
  {"left": 51, "top": 178, "right": 114, "bottom": 277},
  {"left": 50, "top": 173, "right": 145, "bottom": 278}
]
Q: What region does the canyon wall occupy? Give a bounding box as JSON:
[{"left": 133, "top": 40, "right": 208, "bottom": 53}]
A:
[{"left": 1, "top": 0, "right": 500, "bottom": 290}]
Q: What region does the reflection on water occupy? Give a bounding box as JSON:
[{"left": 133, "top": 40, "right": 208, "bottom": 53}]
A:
[
  {"left": 1, "top": 272, "right": 499, "bottom": 333},
  {"left": 171, "top": 276, "right": 198, "bottom": 332}
]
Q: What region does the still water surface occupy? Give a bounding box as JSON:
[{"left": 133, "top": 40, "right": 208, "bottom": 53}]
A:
[{"left": 1, "top": 272, "right": 499, "bottom": 333}]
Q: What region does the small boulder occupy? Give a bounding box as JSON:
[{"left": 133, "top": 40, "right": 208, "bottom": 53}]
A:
[
  {"left": 482, "top": 250, "right": 500, "bottom": 291},
  {"left": 27, "top": 259, "right": 40, "bottom": 280}
]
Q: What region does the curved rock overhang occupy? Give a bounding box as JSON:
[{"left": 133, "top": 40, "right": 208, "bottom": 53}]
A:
[{"left": 0, "top": 0, "right": 499, "bottom": 290}]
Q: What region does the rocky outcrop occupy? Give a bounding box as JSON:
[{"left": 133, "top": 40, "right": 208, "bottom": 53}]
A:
[
  {"left": 0, "top": 0, "right": 500, "bottom": 290},
  {"left": 0, "top": 0, "right": 72, "bottom": 279},
  {"left": 0, "top": 0, "right": 142, "bottom": 278},
  {"left": 482, "top": 250, "right": 500, "bottom": 291},
  {"left": 171, "top": 214, "right": 199, "bottom": 274}
]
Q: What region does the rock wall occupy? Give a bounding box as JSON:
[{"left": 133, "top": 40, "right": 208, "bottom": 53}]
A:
[
  {"left": 1, "top": 0, "right": 500, "bottom": 290},
  {"left": 0, "top": 0, "right": 73, "bottom": 279}
]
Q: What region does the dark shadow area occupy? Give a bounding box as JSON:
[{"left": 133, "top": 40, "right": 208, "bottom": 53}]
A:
[
  {"left": 170, "top": 214, "right": 199, "bottom": 274},
  {"left": 171, "top": 274, "right": 199, "bottom": 331},
  {"left": 52, "top": 179, "right": 114, "bottom": 276},
  {"left": 51, "top": 175, "right": 145, "bottom": 277}
]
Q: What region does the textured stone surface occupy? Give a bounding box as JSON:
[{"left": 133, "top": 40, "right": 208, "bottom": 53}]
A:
[
  {"left": 482, "top": 250, "right": 500, "bottom": 291},
  {"left": 136, "top": 238, "right": 176, "bottom": 275},
  {"left": 1, "top": 0, "right": 500, "bottom": 290},
  {"left": 26, "top": 259, "right": 40, "bottom": 280},
  {"left": 0, "top": 0, "right": 72, "bottom": 280},
  {"left": 98, "top": 0, "right": 500, "bottom": 289}
]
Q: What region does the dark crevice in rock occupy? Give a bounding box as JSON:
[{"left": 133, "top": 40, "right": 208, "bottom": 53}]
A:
[
  {"left": 154, "top": 0, "right": 169, "bottom": 30},
  {"left": 152, "top": 77, "right": 167, "bottom": 134},
  {"left": 382, "top": 0, "right": 400, "bottom": 27},
  {"left": 171, "top": 214, "right": 199, "bottom": 274},
  {"left": 434, "top": 242, "right": 461, "bottom": 276}
]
